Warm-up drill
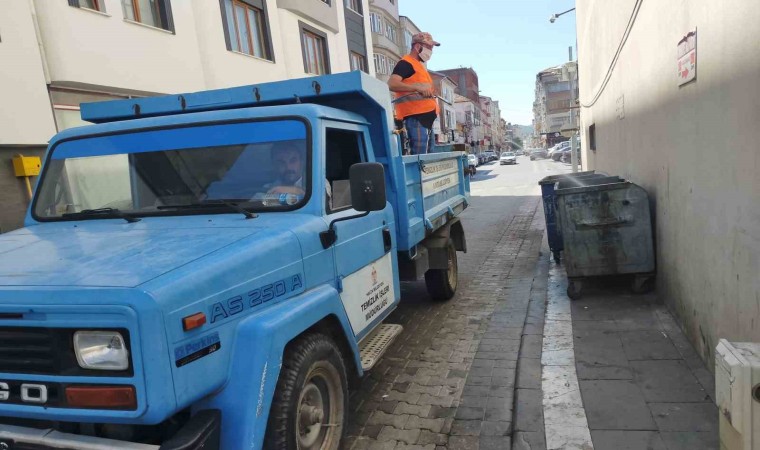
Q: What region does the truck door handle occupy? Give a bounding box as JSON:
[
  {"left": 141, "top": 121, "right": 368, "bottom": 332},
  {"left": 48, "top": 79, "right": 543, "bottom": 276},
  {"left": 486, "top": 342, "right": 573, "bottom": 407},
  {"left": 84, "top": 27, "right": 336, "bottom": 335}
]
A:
[{"left": 383, "top": 227, "right": 392, "bottom": 253}]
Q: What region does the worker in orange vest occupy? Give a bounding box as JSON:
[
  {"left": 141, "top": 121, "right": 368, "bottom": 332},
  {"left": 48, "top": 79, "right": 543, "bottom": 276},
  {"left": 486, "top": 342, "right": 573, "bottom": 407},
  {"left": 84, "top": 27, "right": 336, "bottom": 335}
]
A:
[{"left": 388, "top": 32, "right": 440, "bottom": 155}]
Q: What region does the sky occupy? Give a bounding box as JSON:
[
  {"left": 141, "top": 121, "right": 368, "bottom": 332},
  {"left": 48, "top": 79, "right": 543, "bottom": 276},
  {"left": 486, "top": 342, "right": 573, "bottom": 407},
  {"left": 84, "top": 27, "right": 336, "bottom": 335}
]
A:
[{"left": 398, "top": 0, "right": 577, "bottom": 126}]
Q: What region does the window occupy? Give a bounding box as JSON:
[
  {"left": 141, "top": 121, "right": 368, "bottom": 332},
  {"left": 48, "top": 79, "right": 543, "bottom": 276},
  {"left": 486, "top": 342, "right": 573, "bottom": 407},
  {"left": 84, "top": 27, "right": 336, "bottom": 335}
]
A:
[
  {"left": 222, "top": 0, "right": 272, "bottom": 60},
  {"left": 68, "top": 0, "right": 105, "bottom": 12},
  {"left": 350, "top": 52, "right": 367, "bottom": 72},
  {"left": 344, "top": 0, "right": 361, "bottom": 14},
  {"left": 373, "top": 54, "right": 387, "bottom": 74},
  {"left": 385, "top": 23, "right": 397, "bottom": 43},
  {"left": 320, "top": 0, "right": 330, "bottom": 4},
  {"left": 589, "top": 123, "right": 596, "bottom": 151},
  {"left": 370, "top": 13, "right": 383, "bottom": 34},
  {"left": 325, "top": 129, "right": 365, "bottom": 212},
  {"left": 121, "top": 0, "right": 173, "bottom": 31},
  {"left": 301, "top": 24, "right": 330, "bottom": 75},
  {"left": 403, "top": 30, "right": 413, "bottom": 50},
  {"left": 387, "top": 58, "right": 397, "bottom": 74}
]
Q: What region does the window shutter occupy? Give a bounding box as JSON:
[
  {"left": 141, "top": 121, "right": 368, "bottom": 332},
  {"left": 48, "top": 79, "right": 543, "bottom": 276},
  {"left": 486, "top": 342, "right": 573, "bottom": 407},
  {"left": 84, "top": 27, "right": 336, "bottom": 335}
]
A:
[
  {"left": 161, "top": 0, "right": 175, "bottom": 33},
  {"left": 68, "top": 0, "right": 80, "bottom": 7}
]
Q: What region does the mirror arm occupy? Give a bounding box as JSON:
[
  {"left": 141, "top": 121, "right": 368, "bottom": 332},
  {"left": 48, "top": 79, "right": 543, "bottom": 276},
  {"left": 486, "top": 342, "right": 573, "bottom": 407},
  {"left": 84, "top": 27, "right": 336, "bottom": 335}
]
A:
[{"left": 319, "top": 211, "right": 370, "bottom": 249}]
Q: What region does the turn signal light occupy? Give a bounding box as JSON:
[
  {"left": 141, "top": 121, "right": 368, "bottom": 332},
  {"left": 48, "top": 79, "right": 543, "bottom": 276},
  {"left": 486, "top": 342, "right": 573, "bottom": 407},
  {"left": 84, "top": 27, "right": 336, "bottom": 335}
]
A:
[
  {"left": 182, "top": 312, "right": 207, "bottom": 331},
  {"left": 65, "top": 385, "right": 136, "bottom": 410}
]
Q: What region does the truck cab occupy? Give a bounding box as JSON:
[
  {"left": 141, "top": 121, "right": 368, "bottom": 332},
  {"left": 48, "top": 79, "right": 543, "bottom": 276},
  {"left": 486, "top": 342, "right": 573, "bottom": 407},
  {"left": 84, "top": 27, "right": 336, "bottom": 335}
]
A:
[{"left": 0, "top": 72, "right": 468, "bottom": 449}]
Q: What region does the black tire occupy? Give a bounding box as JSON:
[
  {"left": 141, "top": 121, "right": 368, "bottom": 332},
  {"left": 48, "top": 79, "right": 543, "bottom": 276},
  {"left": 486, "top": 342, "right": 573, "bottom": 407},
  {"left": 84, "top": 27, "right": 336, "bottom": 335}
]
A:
[
  {"left": 425, "top": 239, "right": 458, "bottom": 301},
  {"left": 264, "top": 334, "right": 348, "bottom": 450}
]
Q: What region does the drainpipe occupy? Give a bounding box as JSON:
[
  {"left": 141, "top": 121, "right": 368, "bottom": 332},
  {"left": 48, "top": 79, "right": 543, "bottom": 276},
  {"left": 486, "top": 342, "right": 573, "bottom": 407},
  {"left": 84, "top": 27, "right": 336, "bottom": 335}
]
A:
[{"left": 28, "top": 0, "right": 51, "bottom": 84}]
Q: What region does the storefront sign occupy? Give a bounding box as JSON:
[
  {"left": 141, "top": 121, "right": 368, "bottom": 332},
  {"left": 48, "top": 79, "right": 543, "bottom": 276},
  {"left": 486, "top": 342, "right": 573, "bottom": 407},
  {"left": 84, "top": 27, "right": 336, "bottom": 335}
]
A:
[{"left": 677, "top": 31, "right": 697, "bottom": 86}]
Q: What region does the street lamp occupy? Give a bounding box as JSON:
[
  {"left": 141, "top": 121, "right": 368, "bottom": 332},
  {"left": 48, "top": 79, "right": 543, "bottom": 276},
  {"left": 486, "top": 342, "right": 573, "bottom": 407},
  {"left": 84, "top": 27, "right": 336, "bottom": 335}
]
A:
[{"left": 549, "top": 7, "right": 575, "bottom": 23}]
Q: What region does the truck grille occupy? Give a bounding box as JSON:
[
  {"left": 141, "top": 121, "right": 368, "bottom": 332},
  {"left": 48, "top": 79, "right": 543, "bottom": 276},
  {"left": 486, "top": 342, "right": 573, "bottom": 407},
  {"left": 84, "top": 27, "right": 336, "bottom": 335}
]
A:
[{"left": 0, "top": 327, "right": 57, "bottom": 375}]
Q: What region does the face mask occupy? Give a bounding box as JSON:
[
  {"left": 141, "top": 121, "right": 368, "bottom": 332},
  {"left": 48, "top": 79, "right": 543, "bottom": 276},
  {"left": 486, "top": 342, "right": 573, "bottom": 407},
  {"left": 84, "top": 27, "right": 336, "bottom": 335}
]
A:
[{"left": 418, "top": 47, "right": 433, "bottom": 62}]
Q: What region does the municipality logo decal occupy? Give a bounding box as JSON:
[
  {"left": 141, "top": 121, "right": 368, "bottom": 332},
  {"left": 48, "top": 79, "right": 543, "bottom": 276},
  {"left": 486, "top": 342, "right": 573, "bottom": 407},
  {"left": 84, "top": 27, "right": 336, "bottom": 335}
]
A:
[{"left": 371, "top": 266, "right": 378, "bottom": 285}]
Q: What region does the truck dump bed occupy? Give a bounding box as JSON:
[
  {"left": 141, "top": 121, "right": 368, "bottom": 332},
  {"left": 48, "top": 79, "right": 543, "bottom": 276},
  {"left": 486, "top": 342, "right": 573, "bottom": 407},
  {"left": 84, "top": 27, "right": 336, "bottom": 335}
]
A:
[{"left": 81, "top": 71, "right": 469, "bottom": 251}]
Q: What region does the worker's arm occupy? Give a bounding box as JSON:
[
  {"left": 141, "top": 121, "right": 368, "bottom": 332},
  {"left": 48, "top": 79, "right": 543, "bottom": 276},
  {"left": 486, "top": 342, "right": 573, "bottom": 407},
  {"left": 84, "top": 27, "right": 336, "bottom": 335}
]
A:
[{"left": 388, "top": 74, "right": 434, "bottom": 97}]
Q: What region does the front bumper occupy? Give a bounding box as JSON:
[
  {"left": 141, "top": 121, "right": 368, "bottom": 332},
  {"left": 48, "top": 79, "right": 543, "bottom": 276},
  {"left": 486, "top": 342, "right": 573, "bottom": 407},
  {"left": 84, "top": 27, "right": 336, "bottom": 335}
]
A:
[{"left": 0, "top": 410, "right": 220, "bottom": 450}]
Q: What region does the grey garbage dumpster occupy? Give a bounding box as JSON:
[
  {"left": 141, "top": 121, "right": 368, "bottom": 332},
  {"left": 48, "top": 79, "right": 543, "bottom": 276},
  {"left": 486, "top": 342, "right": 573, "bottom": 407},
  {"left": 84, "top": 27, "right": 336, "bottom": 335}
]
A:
[{"left": 555, "top": 178, "right": 655, "bottom": 299}]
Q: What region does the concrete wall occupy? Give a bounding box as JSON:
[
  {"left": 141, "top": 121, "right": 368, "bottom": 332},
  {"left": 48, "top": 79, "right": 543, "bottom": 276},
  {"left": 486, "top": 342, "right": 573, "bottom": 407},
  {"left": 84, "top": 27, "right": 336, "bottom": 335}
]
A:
[
  {"left": 0, "top": 1, "right": 57, "bottom": 145},
  {"left": 34, "top": 0, "right": 206, "bottom": 93},
  {"left": 577, "top": 0, "right": 760, "bottom": 365}
]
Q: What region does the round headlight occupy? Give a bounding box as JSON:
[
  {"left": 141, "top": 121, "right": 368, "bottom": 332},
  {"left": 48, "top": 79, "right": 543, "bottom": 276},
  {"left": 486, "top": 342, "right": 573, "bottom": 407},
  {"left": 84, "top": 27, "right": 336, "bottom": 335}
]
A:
[{"left": 73, "top": 331, "right": 129, "bottom": 371}]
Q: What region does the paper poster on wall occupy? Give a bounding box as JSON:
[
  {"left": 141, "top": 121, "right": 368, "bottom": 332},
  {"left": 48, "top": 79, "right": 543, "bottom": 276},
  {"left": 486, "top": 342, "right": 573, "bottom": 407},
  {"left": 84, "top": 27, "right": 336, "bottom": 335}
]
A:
[{"left": 677, "top": 31, "right": 697, "bottom": 86}]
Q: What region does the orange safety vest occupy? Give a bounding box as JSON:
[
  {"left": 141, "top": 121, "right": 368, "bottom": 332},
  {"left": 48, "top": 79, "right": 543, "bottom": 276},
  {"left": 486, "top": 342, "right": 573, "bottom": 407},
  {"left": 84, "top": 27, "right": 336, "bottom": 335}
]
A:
[{"left": 393, "top": 55, "right": 438, "bottom": 121}]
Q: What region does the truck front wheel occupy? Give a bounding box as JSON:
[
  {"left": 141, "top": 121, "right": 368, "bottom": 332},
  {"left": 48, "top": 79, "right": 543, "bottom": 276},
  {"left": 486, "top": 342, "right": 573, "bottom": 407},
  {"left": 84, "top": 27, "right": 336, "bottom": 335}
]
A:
[
  {"left": 425, "top": 239, "right": 458, "bottom": 301},
  {"left": 265, "top": 334, "right": 347, "bottom": 450}
]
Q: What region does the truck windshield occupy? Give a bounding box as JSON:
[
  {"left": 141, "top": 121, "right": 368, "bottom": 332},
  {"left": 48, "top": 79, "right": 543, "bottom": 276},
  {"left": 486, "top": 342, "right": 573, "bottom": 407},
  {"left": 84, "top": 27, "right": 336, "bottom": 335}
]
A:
[{"left": 34, "top": 119, "right": 310, "bottom": 220}]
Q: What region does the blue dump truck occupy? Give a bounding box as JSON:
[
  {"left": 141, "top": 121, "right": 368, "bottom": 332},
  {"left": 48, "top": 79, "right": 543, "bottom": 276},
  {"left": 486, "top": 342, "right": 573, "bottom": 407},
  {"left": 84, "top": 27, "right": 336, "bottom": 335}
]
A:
[{"left": 0, "top": 72, "right": 469, "bottom": 449}]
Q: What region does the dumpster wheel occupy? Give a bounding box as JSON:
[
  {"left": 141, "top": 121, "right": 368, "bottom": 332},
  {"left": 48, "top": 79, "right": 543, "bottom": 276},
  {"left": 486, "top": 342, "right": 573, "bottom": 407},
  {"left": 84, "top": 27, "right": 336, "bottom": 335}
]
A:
[
  {"left": 631, "top": 274, "right": 655, "bottom": 294},
  {"left": 567, "top": 279, "right": 583, "bottom": 300}
]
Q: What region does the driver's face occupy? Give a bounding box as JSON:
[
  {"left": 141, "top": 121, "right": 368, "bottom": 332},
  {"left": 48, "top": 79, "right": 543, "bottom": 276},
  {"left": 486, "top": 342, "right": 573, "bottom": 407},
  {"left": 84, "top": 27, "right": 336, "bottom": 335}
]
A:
[{"left": 274, "top": 149, "right": 303, "bottom": 185}]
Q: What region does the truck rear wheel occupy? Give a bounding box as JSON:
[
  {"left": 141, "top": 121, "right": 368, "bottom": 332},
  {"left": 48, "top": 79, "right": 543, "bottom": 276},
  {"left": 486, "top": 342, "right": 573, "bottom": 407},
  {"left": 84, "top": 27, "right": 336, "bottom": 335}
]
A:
[
  {"left": 425, "top": 239, "right": 458, "bottom": 301},
  {"left": 265, "top": 334, "right": 347, "bottom": 450}
]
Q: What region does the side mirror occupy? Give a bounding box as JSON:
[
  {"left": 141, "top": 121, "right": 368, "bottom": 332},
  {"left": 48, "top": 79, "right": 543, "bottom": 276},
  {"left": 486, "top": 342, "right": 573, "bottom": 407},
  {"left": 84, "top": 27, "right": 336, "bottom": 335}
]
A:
[{"left": 349, "top": 162, "right": 386, "bottom": 212}]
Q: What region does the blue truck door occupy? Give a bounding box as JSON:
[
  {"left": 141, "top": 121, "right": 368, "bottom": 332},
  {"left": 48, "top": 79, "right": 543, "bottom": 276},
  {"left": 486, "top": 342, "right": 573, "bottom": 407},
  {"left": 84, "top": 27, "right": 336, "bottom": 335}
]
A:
[{"left": 324, "top": 125, "right": 395, "bottom": 341}]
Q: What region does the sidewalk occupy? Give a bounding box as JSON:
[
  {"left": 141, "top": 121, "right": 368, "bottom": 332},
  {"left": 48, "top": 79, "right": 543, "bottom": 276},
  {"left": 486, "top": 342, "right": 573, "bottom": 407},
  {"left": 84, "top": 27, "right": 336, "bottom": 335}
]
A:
[{"left": 513, "top": 256, "right": 719, "bottom": 450}]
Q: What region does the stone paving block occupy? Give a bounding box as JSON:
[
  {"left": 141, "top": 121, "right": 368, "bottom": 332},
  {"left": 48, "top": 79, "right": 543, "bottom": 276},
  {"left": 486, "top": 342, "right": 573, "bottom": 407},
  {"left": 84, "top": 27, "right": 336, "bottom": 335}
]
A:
[
  {"left": 522, "top": 323, "right": 544, "bottom": 335},
  {"left": 480, "top": 435, "right": 513, "bottom": 450},
  {"left": 404, "top": 415, "right": 446, "bottom": 433},
  {"left": 573, "top": 331, "right": 632, "bottom": 380},
  {"left": 393, "top": 444, "right": 436, "bottom": 450},
  {"left": 484, "top": 404, "right": 512, "bottom": 422},
  {"left": 514, "top": 389, "right": 543, "bottom": 432},
  {"left": 512, "top": 431, "right": 546, "bottom": 450},
  {"left": 619, "top": 330, "right": 681, "bottom": 360},
  {"left": 659, "top": 431, "right": 718, "bottom": 450},
  {"left": 368, "top": 411, "right": 410, "bottom": 429},
  {"left": 450, "top": 419, "right": 482, "bottom": 436},
  {"left": 448, "top": 436, "right": 479, "bottom": 450},
  {"left": 590, "top": 431, "right": 666, "bottom": 450},
  {"left": 516, "top": 357, "right": 541, "bottom": 389},
  {"left": 519, "top": 335, "right": 543, "bottom": 358},
  {"left": 416, "top": 393, "right": 455, "bottom": 408},
  {"left": 579, "top": 380, "right": 656, "bottom": 430},
  {"left": 630, "top": 360, "right": 709, "bottom": 402},
  {"left": 455, "top": 406, "right": 485, "bottom": 420},
  {"left": 428, "top": 406, "right": 457, "bottom": 419},
  {"left": 649, "top": 402, "right": 718, "bottom": 432},
  {"left": 394, "top": 402, "right": 432, "bottom": 417},
  {"left": 481, "top": 420, "right": 511, "bottom": 437},
  {"left": 416, "top": 430, "right": 448, "bottom": 446},
  {"left": 377, "top": 426, "right": 421, "bottom": 445}
]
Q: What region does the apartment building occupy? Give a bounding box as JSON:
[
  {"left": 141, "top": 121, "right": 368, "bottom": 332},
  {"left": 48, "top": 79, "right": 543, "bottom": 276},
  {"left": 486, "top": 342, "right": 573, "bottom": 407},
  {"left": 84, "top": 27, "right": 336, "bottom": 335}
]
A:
[
  {"left": 533, "top": 65, "right": 574, "bottom": 148},
  {"left": 430, "top": 71, "right": 457, "bottom": 144},
  {"left": 454, "top": 94, "right": 482, "bottom": 147},
  {"left": 0, "top": 0, "right": 372, "bottom": 232},
  {"left": 367, "top": 0, "right": 402, "bottom": 82},
  {"left": 438, "top": 67, "right": 479, "bottom": 105}
]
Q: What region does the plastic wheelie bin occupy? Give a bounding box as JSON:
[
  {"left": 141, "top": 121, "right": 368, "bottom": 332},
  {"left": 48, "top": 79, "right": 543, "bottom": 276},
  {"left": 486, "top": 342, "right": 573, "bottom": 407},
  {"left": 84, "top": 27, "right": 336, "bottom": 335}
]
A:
[
  {"left": 538, "top": 171, "right": 609, "bottom": 263},
  {"left": 554, "top": 178, "right": 655, "bottom": 300}
]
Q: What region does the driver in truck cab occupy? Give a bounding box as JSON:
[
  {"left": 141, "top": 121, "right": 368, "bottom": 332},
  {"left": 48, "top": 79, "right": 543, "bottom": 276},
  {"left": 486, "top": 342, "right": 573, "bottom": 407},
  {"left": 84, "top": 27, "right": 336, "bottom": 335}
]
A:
[{"left": 266, "top": 142, "right": 306, "bottom": 196}]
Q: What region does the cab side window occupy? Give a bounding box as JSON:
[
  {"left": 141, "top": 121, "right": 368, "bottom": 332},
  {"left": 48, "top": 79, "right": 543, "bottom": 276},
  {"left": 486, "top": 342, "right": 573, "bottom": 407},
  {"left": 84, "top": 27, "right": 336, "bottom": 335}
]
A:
[{"left": 325, "top": 128, "right": 366, "bottom": 213}]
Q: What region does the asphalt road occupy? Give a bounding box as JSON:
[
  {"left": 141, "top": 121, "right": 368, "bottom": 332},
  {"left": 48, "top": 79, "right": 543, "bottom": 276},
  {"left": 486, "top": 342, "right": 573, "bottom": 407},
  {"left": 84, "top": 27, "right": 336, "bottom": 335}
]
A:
[{"left": 344, "top": 155, "right": 571, "bottom": 449}]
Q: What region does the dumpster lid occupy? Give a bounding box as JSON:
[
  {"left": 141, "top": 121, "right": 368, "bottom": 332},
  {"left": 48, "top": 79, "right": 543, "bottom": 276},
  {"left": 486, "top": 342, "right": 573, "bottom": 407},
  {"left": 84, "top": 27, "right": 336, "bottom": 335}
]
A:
[{"left": 538, "top": 170, "right": 599, "bottom": 185}]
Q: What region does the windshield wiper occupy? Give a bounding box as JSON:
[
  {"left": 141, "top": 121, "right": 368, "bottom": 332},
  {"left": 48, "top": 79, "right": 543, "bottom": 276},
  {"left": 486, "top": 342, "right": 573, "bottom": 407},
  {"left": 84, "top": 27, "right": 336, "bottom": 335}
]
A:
[
  {"left": 157, "top": 200, "right": 257, "bottom": 219},
  {"left": 62, "top": 207, "right": 141, "bottom": 223}
]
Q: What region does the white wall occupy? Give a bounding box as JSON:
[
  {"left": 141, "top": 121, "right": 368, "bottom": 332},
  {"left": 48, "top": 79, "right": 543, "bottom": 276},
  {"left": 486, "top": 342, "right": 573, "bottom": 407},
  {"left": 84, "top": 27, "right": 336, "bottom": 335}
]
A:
[
  {"left": 0, "top": 1, "right": 57, "bottom": 145},
  {"left": 192, "top": 0, "right": 287, "bottom": 89},
  {"left": 33, "top": 0, "right": 206, "bottom": 94},
  {"left": 577, "top": 0, "right": 760, "bottom": 364}
]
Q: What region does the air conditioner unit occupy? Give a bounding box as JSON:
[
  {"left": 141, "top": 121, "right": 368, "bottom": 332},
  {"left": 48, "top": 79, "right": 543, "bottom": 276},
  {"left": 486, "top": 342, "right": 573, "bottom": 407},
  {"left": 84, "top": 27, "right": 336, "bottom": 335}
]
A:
[{"left": 716, "top": 339, "right": 760, "bottom": 449}]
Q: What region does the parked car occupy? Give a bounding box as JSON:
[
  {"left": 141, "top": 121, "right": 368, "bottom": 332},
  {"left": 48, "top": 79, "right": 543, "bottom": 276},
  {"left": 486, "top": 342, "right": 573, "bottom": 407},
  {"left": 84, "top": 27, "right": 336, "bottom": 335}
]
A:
[
  {"left": 467, "top": 154, "right": 478, "bottom": 174},
  {"left": 478, "top": 153, "right": 488, "bottom": 165},
  {"left": 484, "top": 150, "right": 497, "bottom": 161},
  {"left": 552, "top": 147, "right": 572, "bottom": 161},
  {"left": 500, "top": 151, "right": 517, "bottom": 165},
  {"left": 548, "top": 142, "right": 570, "bottom": 160},
  {"left": 530, "top": 148, "right": 548, "bottom": 160}
]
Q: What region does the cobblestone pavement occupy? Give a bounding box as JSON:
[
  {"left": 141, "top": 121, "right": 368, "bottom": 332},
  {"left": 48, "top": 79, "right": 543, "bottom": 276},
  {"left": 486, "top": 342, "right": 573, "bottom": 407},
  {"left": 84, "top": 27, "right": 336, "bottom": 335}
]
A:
[{"left": 343, "top": 158, "right": 568, "bottom": 450}]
